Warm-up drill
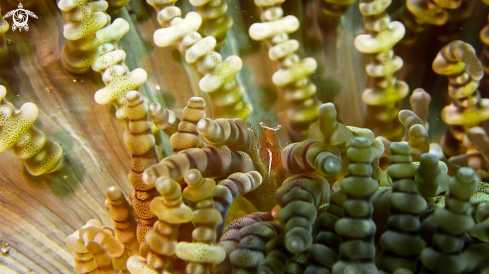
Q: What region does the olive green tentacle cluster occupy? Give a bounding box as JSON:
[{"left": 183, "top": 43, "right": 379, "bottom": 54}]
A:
[
  {"left": 285, "top": 252, "right": 308, "bottom": 274},
  {"left": 304, "top": 191, "right": 346, "bottom": 274},
  {"left": 461, "top": 242, "right": 489, "bottom": 274},
  {"left": 379, "top": 143, "right": 427, "bottom": 273},
  {"left": 276, "top": 174, "right": 329, "bottom": 254},
  {"left": 374, "top": 152, "right": 448, "bottom": 246},
  {"left": 217, "top": 212, "right": 275, "bottom": 274},
  {"left": 229, "top": 217, "right": 281, "bottom": 273},
  {"left": 420, "top": 168, "right": 476, "bottom": 274},
  {"left": 256, "top": 233, "right": 292, "bottom": 273},
  {"left": 258, "top": 173, "right": 329, "bottom": 273},
  {"left": 333, "top": 137, "right": 379, "bottom": 274},
  {"left": 414, "top": 153, "right": 449, "bottom": 203},
  {"left": 473, "top": 203, "right": 489, "bottom": 243},
  {"left": 308, "top": 103, "right": 385, "bottom": 189}
]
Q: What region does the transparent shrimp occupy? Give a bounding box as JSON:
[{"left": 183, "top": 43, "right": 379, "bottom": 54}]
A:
[
  {"left": 238, "top": 105, "right": 284, "bottom": 212},
  {"left": 259, "top": 119, "right": 282, "bottom": 182}
]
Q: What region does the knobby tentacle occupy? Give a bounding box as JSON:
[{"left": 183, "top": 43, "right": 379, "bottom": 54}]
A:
[
  {"left": 147, "top": 0, "right": 251, "bottom": 119},
  {"left": 250, "top": 0, "right": 321, "bottom": 141},
  {"left": 0, "top": 85, "right": 64, "bottom": 175}
]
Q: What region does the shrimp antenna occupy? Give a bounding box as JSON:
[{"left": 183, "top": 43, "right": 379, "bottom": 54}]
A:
[
  {"left": 238, "top": 102, "right": 260, "bottom": 125},
  {"left": 238, "top": 102, "right": 281, "bottom": 131}
]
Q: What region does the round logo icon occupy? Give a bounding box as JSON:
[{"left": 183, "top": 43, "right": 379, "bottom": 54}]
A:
[{"left": 3, "top": 3, "right": 38, "bottom": 32}]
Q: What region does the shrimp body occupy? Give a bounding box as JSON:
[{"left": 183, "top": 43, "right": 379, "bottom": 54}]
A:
[
  {"left": 243, "top": 119, "right": 283, "bottom": 212},
  {"left": 259, "top": 125, "right": 282, "bottom": 181}
]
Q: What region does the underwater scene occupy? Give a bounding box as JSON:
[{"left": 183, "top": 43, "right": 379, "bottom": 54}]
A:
[{"left": 1, "top": 0, "right": 489, "bottom": 273}]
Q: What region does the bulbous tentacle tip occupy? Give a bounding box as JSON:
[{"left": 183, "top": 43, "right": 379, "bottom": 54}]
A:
[
  {"left": 148, "top": 102, "right": 159, "bottom": 113},
  {"left": 454, "top": 41, "right": 484, "bottom": 80},
  {"left": 319, "top": 103, "right": 337, "bottom": 117},
  {"left": 0, "top": 85, "right": 6, "bottom": 99},
  {"left": 419, "top": 153, "right": 438, "bottom": 166},
  {"left": 456, "top": 167, "right": 475, "bottom": 183},
  {"left": 434, "top": 40, "right": 483, "bottom": 80},
  {"left": 126, "top": 90, "right": 140, "bottom": 102},
  {"left": 33, "top": 150, "right": 65, "bottom": 176},
  {"left": 351, "top": 136, "right": 370, "bottom": 148},
  {"left": 188, "top": 97, "right": 206, "bottom": 108},
  {"left": 398, "top": 109, "right": 417, "bottom": 124},
  {"left": 285, "top": 227, "right": 313, "bottom": 254},
  {"left": 320, "top": 155, "right": 342, "bottom": 175},
  {"left": 248, "top": 170, "right": 263, "bottom": 184},
  {"left": 196, "top": 118, "right": 211, "bottom": 130},
  {"left": 155, "top": 178, "right": 179, "bottom": 197},
  {"left": 285, "top": 236, "right": 306, "bottom": 254},
  {"left": 467, "top": 126, "right": 487, "bottom": 137},
  {"left": 412, "top": 87, "right": 429, "bottom": 96},
  {"left": 142, "top": 168, "right": 157, "bottom": 188},
  {"left": 106, "top": 186, "right": 123, "bottom": 201},
  {"left": 409, "top": 124, "right": 428, "bottom": 140},
  {"left": 184, "top": 169, "right": 202, "bottom": 185},
  {"left": 390, "top": 141, "right": 411, "bottom": 154}
]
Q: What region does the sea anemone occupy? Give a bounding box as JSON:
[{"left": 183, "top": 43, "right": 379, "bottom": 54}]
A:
[{"left": 1, "top": 0, "right": 489, "bottom": 273}]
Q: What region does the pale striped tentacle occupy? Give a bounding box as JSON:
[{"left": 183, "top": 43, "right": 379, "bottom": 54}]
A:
[
  {"left": 124, "top": 91, "right": 160, "bottom": 257},
  {"left": 189, "top": 0, "right": 233, "bottom": 49},
  {"left": 355, "top": 0, "right": 408, "bottom": 140},
  {"left": 213, "top": 171, "right": 263, "bottom": 239},
  {"left": 250, "top": 0, "right": 321, "bottom": 141},
  {"left": 147, "top": 0, "right": 251, "bottom": 119}
]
